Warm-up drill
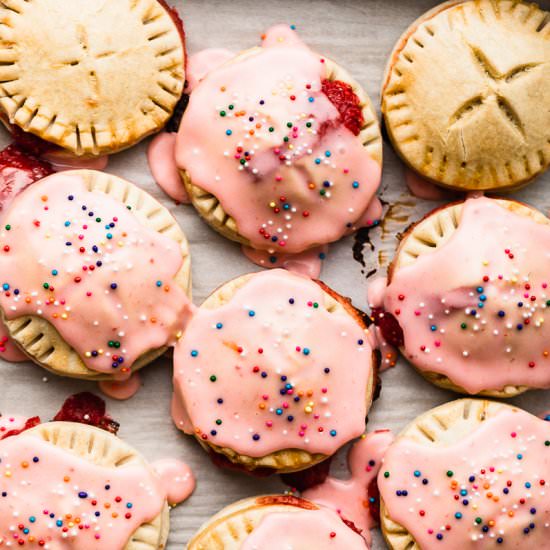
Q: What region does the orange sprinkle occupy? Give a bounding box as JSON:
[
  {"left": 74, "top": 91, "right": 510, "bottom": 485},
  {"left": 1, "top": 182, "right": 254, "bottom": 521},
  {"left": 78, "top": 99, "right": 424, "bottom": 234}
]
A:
[
  {"left": 64, "top": 476, "right": 70, "bottom": 482},
  {"left": 21, "top": 461, "right": 28, "bottom": 469},
  {"left": 41, "top": 196, "right": 48, "bottom": 202}
]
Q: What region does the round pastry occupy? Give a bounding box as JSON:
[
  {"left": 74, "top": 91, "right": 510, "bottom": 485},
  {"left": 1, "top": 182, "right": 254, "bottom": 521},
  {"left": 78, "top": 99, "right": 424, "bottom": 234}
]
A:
[
  {"left": 187, "top": 495, "right": 368, "bottom": 549},
  {"left": 0, "top": 0, "right": 185, "bottom": 156},
  {"left": 370, "top": 196, "right": 550, "bottom": 397},
  {"left": 0, "top": 420, "right": 170, "bottom": 549},
  {"left": 0, "top": 169, "right": 192, "bottom": 380},
  {"left": 176, "top": 24, "right": 382, "bottom": 268},
  {"left": 381, "top": 0, "right": 550, "bottom": 191},
  {"left": 379, "top": 399, "right": 550, "bottom": 548},
  {"left": 172, "top": 269, "right": 377, "bottom": 474}
]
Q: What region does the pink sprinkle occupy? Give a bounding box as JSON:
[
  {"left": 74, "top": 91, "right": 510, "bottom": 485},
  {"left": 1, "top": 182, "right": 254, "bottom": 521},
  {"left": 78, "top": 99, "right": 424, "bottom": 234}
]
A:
[
  {"left": 414, "top": 310, "right": 421, "bottom": 316},
  {"left": 266, "top": 421, "right": 273, "bottom": 427},
  {"left": 321, "top": 387, "right": 327, "bottom": 393}
]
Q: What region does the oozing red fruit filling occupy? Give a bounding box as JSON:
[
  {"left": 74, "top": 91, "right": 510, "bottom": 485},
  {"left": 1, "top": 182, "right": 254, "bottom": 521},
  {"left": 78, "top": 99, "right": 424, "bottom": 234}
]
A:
[
  {"left": 367, "top": 476, "right": 381, "bottom": 525},
  {"left": 322, "top": 79, "right": 364, "bottom": 136},
  {"left": 0, "top": 416, "right": 41, "bottom": 440},
  {"left": 280, "top": 456, "right": 332, "bottom": 491},
  {"left": 0, "top": 144, "right": 54, "bottom": 212},
  {"left": 370, "top": 307, "right": 404, "bottom": 348},
  {"left": 10, "top": 125, "right": 54, "bottom": 157},
  {"left": 54, "top": 392, "right": 120, "bottom": 435},
  {"left": 208, "top": 448, "right": 276, "bottom": 477}
]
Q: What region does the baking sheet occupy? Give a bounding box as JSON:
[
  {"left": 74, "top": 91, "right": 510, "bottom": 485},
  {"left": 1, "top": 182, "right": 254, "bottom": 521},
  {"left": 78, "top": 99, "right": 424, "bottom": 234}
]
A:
[{"left": 2, "top": 0, "right": 550, "bottom": 547}]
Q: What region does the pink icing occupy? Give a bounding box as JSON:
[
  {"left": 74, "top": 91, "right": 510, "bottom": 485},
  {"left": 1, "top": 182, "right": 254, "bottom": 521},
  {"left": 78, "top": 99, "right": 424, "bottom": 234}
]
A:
[
  {"left": 404, "top": 168, "right": 455, "bottom": 201},
  {"left": 147, "top": 133, "right": 190, "bottom": 204},
  {"left": 172, "top": 269, "right": 374, "bottom": 457},
  {"left": 0, "top": 322, "right": 27, "bottom": 362},
  {"left": 176, "top": 25, "right": 381, "bottom": 265},
  {"left": 185, "top": 48, "right": 235, "bottom": 92},
  {"left": 152, "top": 458, "right": 196, "bottom": 506},
  {"left": 42, "top": 151, "right": 109, "bottom": 172},
  {"left": 242, "top": 245, "right": 327, "bottom": 278},
  {"left": 241, "top": 507, "right": 368, "bottom": 549},
  {"left": 98, "top": 372, "right": 142, "bottom": 401},
  {"left": 0, "top": 414, "right": 28, "bottom": 436},
  {"left": 0, "top": 433, "right": 167, "bottom": 548},
  {"left": 379, "top": 196, "right": 550, "bottom": 393},
  {"left": 303, "top": 430, "right": 394, "bottom": 542},
  {"left": 0, "top": 172, "right": 193, "bottom": 378},
  {"left": 379, "top": 408, "right": 550, "bottom": 547}
]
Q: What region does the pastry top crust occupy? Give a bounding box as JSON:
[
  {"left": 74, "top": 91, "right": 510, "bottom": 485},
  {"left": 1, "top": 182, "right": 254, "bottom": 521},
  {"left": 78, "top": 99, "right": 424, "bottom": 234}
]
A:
[
  {"left": 0, "top": 0, "right": 185, "bottom": 155},
  {"left": 382, "top": 0, "right": 550, "bottom": 190}
]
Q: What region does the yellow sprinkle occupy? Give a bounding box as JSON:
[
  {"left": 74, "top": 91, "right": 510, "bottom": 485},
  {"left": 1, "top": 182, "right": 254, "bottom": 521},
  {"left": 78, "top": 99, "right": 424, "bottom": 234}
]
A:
[{"left": 61, "top": 313, "right": 68, "bottom": 320}]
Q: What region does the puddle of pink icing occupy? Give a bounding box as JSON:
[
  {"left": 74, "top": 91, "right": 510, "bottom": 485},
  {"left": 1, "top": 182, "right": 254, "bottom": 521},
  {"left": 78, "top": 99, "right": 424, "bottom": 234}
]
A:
[
  {"left": 185, "top": 48, "right": 235, "bottom": 92},
  {"left": 242, "top": 244, "right": 327, "bottom": 278},
  {"left": 152, "top": 458, "right": 196, "bottom": 506},
  {"left": 379, "top": 196, "right": 550, "bottom": 393},
  {"left": 99, "top": 372, "right": 142, "bottom": 401},
  {"left": 379, "top": 408, "right": 550, "bottom": 547},
  {"left": 241, "top": 507, "right": 368, "bottom": 549},
  {"left": 0, "top": 322, "right": 27, "bottom": 362},
  {"left": 353, "top": 197, "right": 383, "bottom": 230},
  {"left": 0, "top": 433, "right": 167, "bottom": 548},
  {"left": 303, "top": 430, "right": 394, "bottom": 544},
  {"left": 172, "top": 269, "right": 374, "bottom": 458},
  {"left": 0, "top": 172, "right": 193, "bottom": 377},
  {"left": 42, "top": 151, "right": 109, "bottom": 172},
  {"left": 147, "top": 133, "right": 190, "bottom": 204},
  {"left": 404, "top": 168, "right": 454, "bottom": 201},
  {"left": 176, "top": 25, "right": 381, "bottom": 267}
]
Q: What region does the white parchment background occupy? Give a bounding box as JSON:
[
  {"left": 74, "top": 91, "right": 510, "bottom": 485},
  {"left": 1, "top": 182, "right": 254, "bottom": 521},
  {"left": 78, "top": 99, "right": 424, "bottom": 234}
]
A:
[{"left": 1, "top": 1, "right": 550, "bottom": 547}]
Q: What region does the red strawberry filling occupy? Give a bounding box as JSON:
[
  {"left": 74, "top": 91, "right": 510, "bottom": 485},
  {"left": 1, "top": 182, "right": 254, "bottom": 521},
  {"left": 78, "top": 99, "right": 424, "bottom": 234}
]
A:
[
  {"left": 208, "top": 447, "right": 277, "bottom": 477},
  {"left": 53, "top": 392, "right": 120, "bottom": 435},
  {"left": 0, "top": 143, "right": 54, "bottom": 212},
  {"left": 322, "top": 79, "right": 364, "bottom": 136},
  {"left": 0, "top": 416, "right": 41, "bottom": 440},
  {"left": 370, "top": 307, "right": 404, "bottom": 348},
  {"left": 280, "top": 456, "right": 333, "bottom": 491},
  {"left": 367, "top": 476, "right": 381, "bottom": 525}
]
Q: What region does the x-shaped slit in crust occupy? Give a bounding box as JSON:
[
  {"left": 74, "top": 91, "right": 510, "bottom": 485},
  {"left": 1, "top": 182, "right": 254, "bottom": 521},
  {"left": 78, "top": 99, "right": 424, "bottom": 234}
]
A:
[{"left": 449, "top": 43, "right": 540, "bottom": 137}]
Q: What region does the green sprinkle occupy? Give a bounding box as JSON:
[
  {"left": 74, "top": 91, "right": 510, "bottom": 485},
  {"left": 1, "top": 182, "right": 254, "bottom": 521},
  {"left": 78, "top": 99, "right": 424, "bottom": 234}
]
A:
[
  {"left": 228, "top": 104, "right": 234, "bottom": 110},
  {"left": 240, "top": 159, "right": 246, "bottom": 165},
  {"left": 460, "top": 323, "right": 467, "bottom": 329},
  {"left": 126, "top": 205, "right": 132, "bottom": 210},
  {"left": 220, "top": 110, "right": 226, "bottom": 117},
  {"left": 269, "top": 127, "right": 274, "bottom": 132},
  {"left": 216, "top": 419, "right": 222, "bottom": 425},
  {"left": 95, "top": 217, "right": 101, "bottom": 223},
  {"left": 320, "top": 189, "right": 326, "bottom": 196},
  {"left": 306, "top": 122, "right": 312, "bottom": 128},
  {"left": 446, "top": 470, "right": 454, "bottom": 477},
  {"left": 545, "top": 440, "right": 550, "bottom": 446},
  {"left": 313, "top": 302, "right": 319, "bottom": 308},
  {"left": 475, "top": 517, "right": 482, "bottom": 525},
  {"left": 286, "top": 122, "right": 293, "bottom": 128},
  {"left": 210, "top": 375, "right": 217, "bottom": 382},
  {"left": 43, "top": 283, "right": 49, "bottom": 289},
  {"left": 4, "top": 225, "right": 10, "bottom": 231},
  {"left": 283, "top": 137, "right": 289, "bottom": 142},
  {"left": 384, "top": 471, "right": 390, "bottom": 478}
]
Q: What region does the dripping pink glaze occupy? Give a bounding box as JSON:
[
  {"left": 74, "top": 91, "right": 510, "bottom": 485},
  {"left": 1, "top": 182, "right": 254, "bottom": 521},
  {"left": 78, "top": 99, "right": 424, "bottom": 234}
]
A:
[
  {"left": 176, "top": 25, "right": 381, "bottom": 263},
  {"left": 303, "top": 430, "right": 394, "bottom": 543},
  {"left": 380, "top": 196, "right": 550, "bottom": 393},
  {"left": 152, "top": 458, "right": 196, "bottom": 505},
  {"left": 185, "top": 48, "right": 235, "bottom": 92},
  {"left": 0, "top": 322, "right": 27, "bottom": 362},
  {"left": 42, "top": 151, "right": 109, "bottom": 172},
  {"left": 367, "top": 277, "right": 398, "bottom": 371},
  {"left": 241, "top": 507, "right": 368, "bottom": 549},
  {"left": 0, "top": 433, "right": 167, "bottom": 548},
  {"left": 379, "top": 408, "right": 550, "bottom": 547},
  {"left": 0, "top": 173, "right": 193, "bottom": 378},
  {"left": 0, "top": 414, "right": 27, "bottom": 435},
  {"left": 99, "top": 372, "right": 142, "bottom": 401},
  {"left": 242, "top": 244, "right": 327, "bottom": 278},
  {"left": 172, "top": 269, "right": 374, "bottom": 457},
  {"left": 404, "top": 168, "right": 455, "bottom": 201},
  {"left": 147, "top": 133, "right": 190, "bottom": 204}
]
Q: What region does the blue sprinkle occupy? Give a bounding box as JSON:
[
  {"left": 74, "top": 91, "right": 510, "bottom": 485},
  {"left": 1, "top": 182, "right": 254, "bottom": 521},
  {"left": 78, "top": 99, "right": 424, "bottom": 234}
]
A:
[
  {"left": 352, "top": 181, "right": 359, "bottom": 188},
  {"left": 190, "top": 350, "right": 198, "bottom": 357},
  {"left": 226, "top": 130, "right": 232, "bottom": 136},
  {"left": 156, "top": 280, "right": 162, "bottom": 287},
  {"left": 414, "top": 470, "right": 421, "bottom": 477},
  {"left": 216, "top": 323, "right": 223, "bottom": 329},
  {"left": 330, "top": 429, "right": 337, "bottom": 437},
  {"left": 248, "top": 310, "right": 255, "bottom": 317}
]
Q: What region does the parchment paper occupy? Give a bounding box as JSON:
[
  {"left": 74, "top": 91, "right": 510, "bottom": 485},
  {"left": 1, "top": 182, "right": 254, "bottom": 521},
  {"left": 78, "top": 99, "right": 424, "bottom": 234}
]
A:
[{"left": 2, "top": 1, "right": 549, "bottom": 547}]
